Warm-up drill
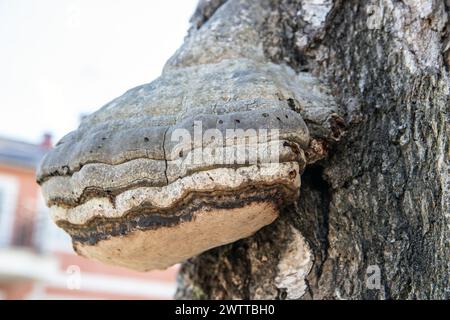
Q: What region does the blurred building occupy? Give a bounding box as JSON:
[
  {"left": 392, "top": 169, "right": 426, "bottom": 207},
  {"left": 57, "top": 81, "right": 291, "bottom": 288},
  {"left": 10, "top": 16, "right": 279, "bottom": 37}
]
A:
[{"left": 0, "top": 135, "right": 177, "bottom": 299}]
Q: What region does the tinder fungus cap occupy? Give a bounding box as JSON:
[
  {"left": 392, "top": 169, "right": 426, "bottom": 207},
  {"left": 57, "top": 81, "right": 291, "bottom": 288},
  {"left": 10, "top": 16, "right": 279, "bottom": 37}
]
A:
[
  {"left": 37, "top": 58, "right": 311, "bottom": 271},
  {"left": 35, "top": 0, "right": 343, "bottom": 271}
]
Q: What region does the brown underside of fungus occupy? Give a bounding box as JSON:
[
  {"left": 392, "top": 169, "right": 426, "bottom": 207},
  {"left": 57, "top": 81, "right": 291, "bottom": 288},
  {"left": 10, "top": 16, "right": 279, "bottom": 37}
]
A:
[{"left": 37, "top": 0, "right": 340, "bottom": 271}]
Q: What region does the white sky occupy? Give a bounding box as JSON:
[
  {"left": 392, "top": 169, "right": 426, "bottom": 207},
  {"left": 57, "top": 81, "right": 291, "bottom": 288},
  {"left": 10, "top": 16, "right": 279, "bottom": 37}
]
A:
[{"left": 0, "top": 0, "right": 198, "bottom": 144}]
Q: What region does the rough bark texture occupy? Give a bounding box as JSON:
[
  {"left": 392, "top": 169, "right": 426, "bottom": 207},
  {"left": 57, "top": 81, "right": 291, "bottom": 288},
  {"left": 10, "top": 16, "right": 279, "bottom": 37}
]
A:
[{"left": 176, "top": 0, "right": 449, "bottom": 299}]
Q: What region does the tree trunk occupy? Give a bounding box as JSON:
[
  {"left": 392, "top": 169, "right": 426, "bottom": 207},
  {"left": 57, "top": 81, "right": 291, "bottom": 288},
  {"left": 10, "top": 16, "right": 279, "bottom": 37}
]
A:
[{"left": 175, "top": 0, "right": 449, "bottom": 299}]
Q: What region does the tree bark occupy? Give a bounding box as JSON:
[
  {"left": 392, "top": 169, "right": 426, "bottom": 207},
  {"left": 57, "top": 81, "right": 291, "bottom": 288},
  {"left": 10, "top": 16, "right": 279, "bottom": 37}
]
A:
[{"left": 175, "top": 0, "right": 449, "bottom": 299}]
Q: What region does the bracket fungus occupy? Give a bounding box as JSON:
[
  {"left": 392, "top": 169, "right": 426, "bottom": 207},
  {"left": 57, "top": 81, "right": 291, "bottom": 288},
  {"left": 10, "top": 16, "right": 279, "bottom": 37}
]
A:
[{"left": 37, "top": 0, "right": 340, "bottom": 271}]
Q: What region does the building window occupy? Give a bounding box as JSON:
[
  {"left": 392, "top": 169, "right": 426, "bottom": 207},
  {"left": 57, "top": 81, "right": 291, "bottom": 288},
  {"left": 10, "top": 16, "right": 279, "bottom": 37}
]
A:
[
  {"left": 33, "top": 193, "right": 73, "bottom": 253},
  {"left": 0, "top": 175, "right": 19, "bottom": 247}
]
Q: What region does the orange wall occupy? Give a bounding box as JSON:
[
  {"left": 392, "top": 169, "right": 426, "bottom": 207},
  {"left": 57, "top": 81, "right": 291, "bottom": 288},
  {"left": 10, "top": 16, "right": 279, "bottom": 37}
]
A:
[
  {"left": 0, "top": 163, "right": 40, "bottom": 246},
  {"left": 0, "top": 282, "right": 34, "bottom": 300},
  {"left": 56, "top": 251, "right": 179, "bottom": 283}
]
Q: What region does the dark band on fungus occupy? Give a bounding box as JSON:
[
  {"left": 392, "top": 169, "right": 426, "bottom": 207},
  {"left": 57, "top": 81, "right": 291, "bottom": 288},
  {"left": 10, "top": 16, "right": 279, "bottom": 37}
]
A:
[{"left": 62, "top": 184, "right": 297, "bottom": 246}]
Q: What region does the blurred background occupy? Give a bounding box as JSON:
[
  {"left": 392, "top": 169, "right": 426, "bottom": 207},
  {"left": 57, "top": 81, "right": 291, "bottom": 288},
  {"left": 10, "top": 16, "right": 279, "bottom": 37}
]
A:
[{"left": 0, "top": 0, "right": 198, "bottom": 299}]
